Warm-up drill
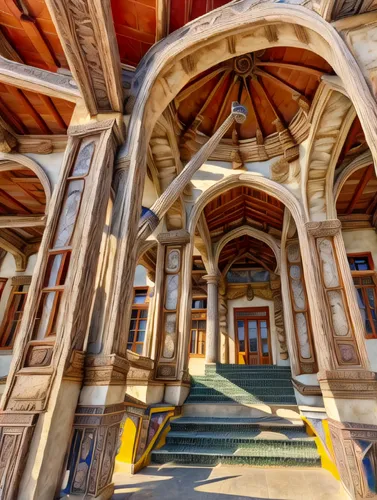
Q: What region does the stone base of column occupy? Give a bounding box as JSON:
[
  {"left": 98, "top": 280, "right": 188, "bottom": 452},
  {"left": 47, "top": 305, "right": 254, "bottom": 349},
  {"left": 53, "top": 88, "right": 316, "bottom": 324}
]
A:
[
  {"left": 0, "top": 412, "right": 38, "bottom": 500},
  {"left": 164, "top": 381, "right": 190, "bottom": 405},
  {"left": 60, "top": 403, "right": 125, "bottom": 499},
  {"left": 318, "top": 370, "right": 377, "bottom": 499},
  {"left": 328, "top": 418, "right": 377, "bottom": 500},
  {"left": 318, "top": 369, "right": 377, "bottom": 425}
]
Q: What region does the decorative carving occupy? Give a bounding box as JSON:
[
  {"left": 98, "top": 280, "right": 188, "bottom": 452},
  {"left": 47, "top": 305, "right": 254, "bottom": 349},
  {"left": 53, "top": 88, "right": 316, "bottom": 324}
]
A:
[
  {"left": 157, "top": 230, "right": 190, "bottom": 245},
  {"left": 165, "top": 249, "right": 180, "bottom": 272},
  {"left": 318, "top": 370, "right": 377, "bottom": 399},
  {"left": 61, "top": 404, "right": 124, "bottom": 498},
  {"left": 328, "top": 418, "right": 377, "bottom": 499},
  {"left": 306, "top": 219, "right": 342, "bottom": 238},
  {"left": 286, "top": 242, "right": 317, "bottom": 372},
  {"left": 317, "top": 238, "right": 340, "bottom": 288}
]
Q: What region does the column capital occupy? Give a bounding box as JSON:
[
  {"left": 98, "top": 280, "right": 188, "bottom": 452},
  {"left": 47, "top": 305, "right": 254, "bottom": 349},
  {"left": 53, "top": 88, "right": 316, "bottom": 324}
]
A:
[
  {"left": 203, "top": 273, "right": 221, "bottom": 285},
  {"left": 157, "top": 229, "right": 190, "bottom": 245},
  {"left": 305, "top": 219, "right": 341, "bottom": 238}
]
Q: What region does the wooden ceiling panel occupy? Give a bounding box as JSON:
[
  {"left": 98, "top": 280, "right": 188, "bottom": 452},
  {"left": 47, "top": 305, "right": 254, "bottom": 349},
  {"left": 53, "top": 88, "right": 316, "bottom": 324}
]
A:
[
  {"left": 0, "top": 0, "right": 68, "bottom": 70},
  {"left": 204, "top": 186, "right": 284, "bottom": 242},
  {"left": 112, "top": 0, "right": 156, "bottom": 66},
  {"left": 176, "top": 48, "right": 332, "bottom": 157},
  {"left": 218, "top": 235, "right": 277, "bottom": 272},
  {"left": 337, "top": 165, "right": 377, "bottom": 219},
  {"left": 0, "top": 169, "right": 46, "bottom": 215},
  {"left": 0, "top": 82, "right": 73, "bottom": 135}
]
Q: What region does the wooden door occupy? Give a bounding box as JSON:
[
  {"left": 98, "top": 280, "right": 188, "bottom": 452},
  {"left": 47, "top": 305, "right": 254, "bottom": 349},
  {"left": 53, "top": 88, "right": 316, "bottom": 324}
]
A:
[{"left": 235, "top": 307, "right": 272, "bottom": 365}]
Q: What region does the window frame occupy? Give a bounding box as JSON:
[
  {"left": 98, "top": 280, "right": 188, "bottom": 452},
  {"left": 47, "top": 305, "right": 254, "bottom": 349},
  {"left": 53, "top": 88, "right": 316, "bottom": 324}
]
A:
[
  {"left": 348, "top": 252, "right": 377, "bottom": 339},
  {"left": 127, "top": 286, "right": 149, "bottom": 354},
  {"left": 0, "top": 276, "right": 31, "bottom": 349},
  {"left": 189, "top": 295, "right": 207, "bottom": 358}
]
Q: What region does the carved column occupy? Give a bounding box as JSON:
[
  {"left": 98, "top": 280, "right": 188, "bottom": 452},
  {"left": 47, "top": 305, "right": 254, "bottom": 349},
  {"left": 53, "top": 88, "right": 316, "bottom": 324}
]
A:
[
  {"left": 270, "top": 278, "right": 288, "bottom": 361},
  {"left": 152, "top": 230, "right": 191, "bottom": 404},
  {"left": 219, "top": 278, "right": 229, "bottom": 364},
  {"left": 305, "top": 220, "right": 377, "bottom": 500},
  {"left": 285, "top": 241, "right": 317, "bottom": 374},
  {"left": 204, "top": 274, "right": 220, "bottom": 365},
  {"left": 0, "top": 120, "right": 118, "bottom": 500}
]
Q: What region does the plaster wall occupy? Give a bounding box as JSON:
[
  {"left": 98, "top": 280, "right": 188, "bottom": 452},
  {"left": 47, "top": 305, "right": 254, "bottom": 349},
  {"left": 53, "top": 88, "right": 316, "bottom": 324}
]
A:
[
  {"left": 342, "top": 228, "right": 377, "bottom": 371},
  {"left": 25, "top": 152, "right": 64, "bottom": 188},
  {"left": 142, "top": 174, "right": 158, "bottom": 208}
]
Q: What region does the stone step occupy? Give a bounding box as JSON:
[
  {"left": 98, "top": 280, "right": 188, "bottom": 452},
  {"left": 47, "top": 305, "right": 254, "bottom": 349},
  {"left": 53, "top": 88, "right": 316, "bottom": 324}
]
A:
[
  {"left": 182, "top": 403, "right": 301, "bottom": 419},
  {"left": 189, "top": 387, "right": 295, "bottom": 397},
  {"left": 166, "top": 430, "right": 316, "bottom": 449},
  {"left": 186, "top": 394, "right": 297, "bottom": 405},
  {"left": 192, "top": 378, "right": 294, "bottom": 388},
  {"left": 151, "top": 445, "right": 320, "bottom": 468},
  {"left": 171, "top": 416, "right": 305, "bottom": 431}
]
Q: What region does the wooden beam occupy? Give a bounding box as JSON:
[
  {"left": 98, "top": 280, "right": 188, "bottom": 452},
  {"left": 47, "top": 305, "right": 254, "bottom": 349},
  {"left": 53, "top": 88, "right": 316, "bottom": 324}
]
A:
[
  {"left": 6, "top": 86, "right": 51, "bottom": 135},
  {"left": 156, "top": 0, "right": 170, "bottom": 41},
  {"left": 38, "top": 94, "right": 67, "bottom": 130},
  {"left": 0, "top": 215, "right": 46, "bottom": 228},
  {"left": 346, "top": 165, "right": 374, "bottom": 214},
  {"left": 254, "top": 68, "right": 310, "bottom": 113},
  {"left": 254, "top": 61, "right": 324, "bottom": 79},
  {"left": 45, "top": 0, "right": 124, "bottom": 115},
  {"left": 174, "top": 67, "right": 226, "bottom": 105},
  {"left": 0, "top": 56, "right": 81, "bottom": 103}
]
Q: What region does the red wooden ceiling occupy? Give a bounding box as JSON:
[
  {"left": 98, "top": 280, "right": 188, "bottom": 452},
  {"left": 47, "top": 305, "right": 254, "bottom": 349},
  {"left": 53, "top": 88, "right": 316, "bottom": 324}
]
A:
[
  {"left": 337, "top": 165, "right": 377, "bottom": 216},
  {"left": 177, "top": 48, "right": 332, "bottom": 142},
  {"left": 0, "top": 0, "right": 67, "bottom": 71},
  {"left": 111, "top": 0, "right": 231, "bottom": 66},
  {"left": 218, "top": 235, "right": 277, "bottom": 272},
  {"left": 0, "top": 167, "right": 46, "bottom": 240},
  {"left": 0, "top": 82, "right": 73, "bottom": 134},
  {"left": 204, "top": 186, "right": 284, "bottom": 241}
]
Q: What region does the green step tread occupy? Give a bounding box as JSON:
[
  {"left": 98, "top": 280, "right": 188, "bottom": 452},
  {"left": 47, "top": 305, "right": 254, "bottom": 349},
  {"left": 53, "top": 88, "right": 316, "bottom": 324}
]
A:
[
  {"left": 152, "top": 445, "right": 319, "bottom": 460},
  {"left": 167, "top": 430, "right": 314, "bottom": 442},
  {"left": 173, "top": 417, "right": 303, "bottom": 425}
]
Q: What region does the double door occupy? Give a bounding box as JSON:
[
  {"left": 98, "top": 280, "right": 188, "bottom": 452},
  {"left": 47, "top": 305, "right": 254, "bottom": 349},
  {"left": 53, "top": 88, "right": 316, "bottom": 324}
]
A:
[{"left": 235, "top": 307, "right": 272, "bottom": 365}]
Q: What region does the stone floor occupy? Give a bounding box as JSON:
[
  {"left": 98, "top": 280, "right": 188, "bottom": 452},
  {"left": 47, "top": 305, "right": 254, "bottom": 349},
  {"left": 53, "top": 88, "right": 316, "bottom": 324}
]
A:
[{"left": 112, "top": 464, "right": 347, "bottom": 499}]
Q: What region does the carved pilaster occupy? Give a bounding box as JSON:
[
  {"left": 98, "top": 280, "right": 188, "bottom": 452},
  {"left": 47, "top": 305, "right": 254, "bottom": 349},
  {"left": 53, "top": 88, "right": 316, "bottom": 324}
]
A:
[
  {"left": 61, "top": 403, "right": 125, "bottom": 498},
  {"left": 0, "top": 119, "right": 118, "bottom": 499},
  {"left": 306, "top": 220, "right": 369, "bottom": 370},
  {"left": 155, "top": 232, "right": 191, "bottom": 380}
]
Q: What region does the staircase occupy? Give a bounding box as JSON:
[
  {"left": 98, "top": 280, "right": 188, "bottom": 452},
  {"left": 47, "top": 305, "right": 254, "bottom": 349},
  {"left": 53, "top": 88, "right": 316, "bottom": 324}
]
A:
[{"left": 152, "top": 365, "right": 321, "bottom": 468}]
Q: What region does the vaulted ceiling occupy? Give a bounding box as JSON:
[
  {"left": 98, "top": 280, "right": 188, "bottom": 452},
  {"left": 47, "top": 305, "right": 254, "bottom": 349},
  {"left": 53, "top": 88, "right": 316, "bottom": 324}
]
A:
[
  {"left": 174, "top": 47, "right": 332, "bottom": 163},
  {"left": 218, "top": 235, "right": 277, "bottom": 273},
  {"left": 336, "top": 164, "right": 377, "bottom": 228},
  {"left": 204, "top": 186, "right": 284, "bottom": 242}
]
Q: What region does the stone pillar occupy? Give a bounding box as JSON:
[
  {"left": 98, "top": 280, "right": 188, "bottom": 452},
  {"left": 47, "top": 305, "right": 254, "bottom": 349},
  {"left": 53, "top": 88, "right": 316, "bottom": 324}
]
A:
[
  {"left": 219, "top": 278, "right": 229, "bottom": 364},
  {"left": 0, "top": 119, "right": 119, "bottom": 500},
  {"left": 304, "top": 219, "right": 377, "bottom": 499},
  {"left": 204, "top": 274, "right": 220, "bottom": 364},
  {"left": 154, "top": 230, "right": 191, "bottom": 405}
]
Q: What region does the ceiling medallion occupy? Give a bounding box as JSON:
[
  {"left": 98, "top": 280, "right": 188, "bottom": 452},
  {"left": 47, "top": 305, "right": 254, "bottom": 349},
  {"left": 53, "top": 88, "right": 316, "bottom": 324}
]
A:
[{"left": 234, "top": 54, "right": 254, "bottom": 75}]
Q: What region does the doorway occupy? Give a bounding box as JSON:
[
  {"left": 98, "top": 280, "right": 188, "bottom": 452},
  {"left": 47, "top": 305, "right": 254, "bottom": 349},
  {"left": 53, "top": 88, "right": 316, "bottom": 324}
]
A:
[{"left": 234, "top": 307, "right": 272, "bottom": 365}]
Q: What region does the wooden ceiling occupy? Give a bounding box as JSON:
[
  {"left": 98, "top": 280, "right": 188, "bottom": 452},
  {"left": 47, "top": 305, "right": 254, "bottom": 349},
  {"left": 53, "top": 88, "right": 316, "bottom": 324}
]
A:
[
  {"left": 336, "top": 164, "right": 377, "bottom": 225},
  {"left": 336, "top": 117, "right": 367, "bottom": 169},
  {"left": 218, "top": 235, "right": 277, "bottom": 273},
  {"left": 0, "top": 82, "right": 73, "bottom": 135},
  {"left": 176, "top": 48, "right": 332, "bottom": 160},
  {"left": 111, "top": 0, "right": 230, "bottom": 67},
  {"left": 204, "top": 186, "right": 284, "bottom": 241},
  {"left": 0, "top": 0, "right": 67, "bottom": 70},
  {"left": 0, "top": 167, "right": 46, "bottom": 270}
]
